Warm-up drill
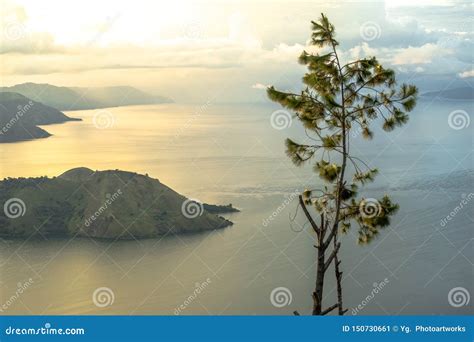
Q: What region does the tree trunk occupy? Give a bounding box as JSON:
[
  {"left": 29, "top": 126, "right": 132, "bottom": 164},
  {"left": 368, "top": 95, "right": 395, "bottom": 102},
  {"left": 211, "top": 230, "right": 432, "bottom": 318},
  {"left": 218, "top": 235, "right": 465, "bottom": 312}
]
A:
[
  {"left": 333, "top": 236, "right": 345, "bottom": 315},
  {"left": 312, "top": 241, "right": 325, "bottom": 315},
  {"left": 298, "top": 195, "right": 327, "bottom": 315}
]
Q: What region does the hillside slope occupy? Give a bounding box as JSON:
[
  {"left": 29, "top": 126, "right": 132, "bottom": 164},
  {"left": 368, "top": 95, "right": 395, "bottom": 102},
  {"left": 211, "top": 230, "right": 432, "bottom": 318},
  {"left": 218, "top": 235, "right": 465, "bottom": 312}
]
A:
[
  {"left": 1, "top": 83, "right": 173, "bottom": 110},
  {"left": 0, "top": 92, "right": 81, "bottom": 143},
  {"left": 0, "top": 168, "right": 237, "bottom": 239}
]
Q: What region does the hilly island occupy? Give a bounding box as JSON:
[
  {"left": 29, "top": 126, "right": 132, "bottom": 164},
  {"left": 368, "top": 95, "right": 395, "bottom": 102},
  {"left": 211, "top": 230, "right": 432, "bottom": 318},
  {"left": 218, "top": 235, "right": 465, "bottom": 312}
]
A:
[
  {"left": 0, "top": 92, "right": 81, "bottom": 143},
  {"left": 0, "top": 168, "right": 238, "bottom": 239},
  {"left": 0, "top": 83, "right": 173, "bottom": 111}
]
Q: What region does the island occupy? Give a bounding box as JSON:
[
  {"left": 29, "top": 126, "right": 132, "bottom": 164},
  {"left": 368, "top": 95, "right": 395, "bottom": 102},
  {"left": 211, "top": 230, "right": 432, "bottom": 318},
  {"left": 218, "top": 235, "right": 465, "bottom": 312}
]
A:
[
  {"left": 0, "top": 83, "right": 173, "bottom": 111},
  {"left": 0, "top": 168, "right": 239, "bottom": 239},
  {"left": 421, "top": 86, "right": 473, "bottom": 100},
  {"left": 0, "top": 92, "right": 81, "bottom": 143}
]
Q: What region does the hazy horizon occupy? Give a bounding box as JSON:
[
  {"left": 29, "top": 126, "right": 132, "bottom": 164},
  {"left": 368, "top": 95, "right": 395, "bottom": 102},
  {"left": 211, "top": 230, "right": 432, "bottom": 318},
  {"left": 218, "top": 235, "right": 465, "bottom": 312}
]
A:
[{"left": 1, "top": 0, "right": 473, "bottom": 103}]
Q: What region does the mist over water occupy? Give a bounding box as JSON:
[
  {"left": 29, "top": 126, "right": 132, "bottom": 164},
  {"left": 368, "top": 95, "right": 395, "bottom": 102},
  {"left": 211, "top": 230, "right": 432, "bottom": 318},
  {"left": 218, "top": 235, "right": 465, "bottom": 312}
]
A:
[{"left": 0, "top": 99, "right": 472, "bottom": 315}]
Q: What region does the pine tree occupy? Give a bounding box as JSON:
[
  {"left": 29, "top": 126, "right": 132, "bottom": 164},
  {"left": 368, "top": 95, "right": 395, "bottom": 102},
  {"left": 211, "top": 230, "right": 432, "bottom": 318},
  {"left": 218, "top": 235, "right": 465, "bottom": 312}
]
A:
[{"left": 268, "top": 13, "right": 418, "bottom": 315}]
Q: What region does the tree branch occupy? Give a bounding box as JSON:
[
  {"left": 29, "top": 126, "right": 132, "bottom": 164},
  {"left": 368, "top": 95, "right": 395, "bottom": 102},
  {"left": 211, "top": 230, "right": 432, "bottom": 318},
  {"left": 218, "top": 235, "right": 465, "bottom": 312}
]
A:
[
  {"left": 298, "top": 195, "right": 320, "bottom": 236},
  {"left": 324, "top": 242, "right": 341, "bottom": 271},
  {"left": 321, "top": 303, "right": 339, "bottom": 315}
]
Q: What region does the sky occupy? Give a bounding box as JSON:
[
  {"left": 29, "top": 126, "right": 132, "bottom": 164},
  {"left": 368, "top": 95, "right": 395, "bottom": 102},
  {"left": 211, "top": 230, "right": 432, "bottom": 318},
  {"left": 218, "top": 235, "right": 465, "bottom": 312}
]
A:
[{"left": 0, "top": 0, "right": 472, "bottom": 102}]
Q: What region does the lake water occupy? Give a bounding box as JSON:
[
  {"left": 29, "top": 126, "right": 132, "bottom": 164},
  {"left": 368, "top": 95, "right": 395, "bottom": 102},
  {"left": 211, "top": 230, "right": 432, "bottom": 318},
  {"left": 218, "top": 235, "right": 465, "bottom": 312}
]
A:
[{"left": 0, "top": 99, "right": 472, "bottom": 315}]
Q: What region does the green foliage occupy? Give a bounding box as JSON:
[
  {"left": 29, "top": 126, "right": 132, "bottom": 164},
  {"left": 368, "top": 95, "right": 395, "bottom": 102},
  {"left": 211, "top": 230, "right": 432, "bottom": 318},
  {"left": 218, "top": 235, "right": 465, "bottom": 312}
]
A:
[
  {"left": 314, "top": 160, "right": 341, "bottom": 182},
  {"left": 0, "top": 169, "right": 232, "bottom": 239},
  {"left": 268, "top": 13, "right": 418, "bottom": 244},
  {"left": 353, "top": 169, "right": 378, "bottom": 185}
]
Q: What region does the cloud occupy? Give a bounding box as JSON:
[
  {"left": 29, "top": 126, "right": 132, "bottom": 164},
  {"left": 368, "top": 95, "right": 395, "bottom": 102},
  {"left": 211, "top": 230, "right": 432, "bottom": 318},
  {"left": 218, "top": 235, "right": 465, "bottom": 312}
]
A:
[
  {"left": 0, "top": 0, "right": 60, "bottom": 54},
  {"left": 251, "top": 83, "right": 268, "bottom": 90},
  {"left": 392, "top": 43, "right": 454, "bottom": 65},
  {"left": 2, "top": 0, "right": 473, "bottom": 103},
  {"left": 459, "top": 69, "right": 474, "bottom": 78}
]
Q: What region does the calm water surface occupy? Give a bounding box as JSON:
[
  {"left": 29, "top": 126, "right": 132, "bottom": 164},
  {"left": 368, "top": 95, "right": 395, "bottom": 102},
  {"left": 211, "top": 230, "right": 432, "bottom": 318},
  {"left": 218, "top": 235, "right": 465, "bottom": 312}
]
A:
[{"left": 0, "top": 100, "right": 472, "bottom": 315}]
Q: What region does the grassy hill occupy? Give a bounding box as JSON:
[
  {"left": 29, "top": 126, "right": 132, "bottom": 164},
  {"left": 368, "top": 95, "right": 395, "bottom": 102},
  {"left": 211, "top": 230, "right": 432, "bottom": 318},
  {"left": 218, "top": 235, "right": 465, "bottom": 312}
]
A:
[
  {"left": 0, "top": 92, "right": 81, "bottom": 143},
  {"left": 0, "top": 168, "right": 237, "bottom": 239},
  {"left": 0, "top": 83, "right": 173, "bottom": 111}
]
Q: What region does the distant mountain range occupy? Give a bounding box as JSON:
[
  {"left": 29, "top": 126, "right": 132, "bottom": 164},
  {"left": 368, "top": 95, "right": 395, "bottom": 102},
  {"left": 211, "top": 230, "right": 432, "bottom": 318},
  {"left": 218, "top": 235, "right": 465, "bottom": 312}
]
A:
[
  {"left": 0, "top": 83, "right": 173, "bottom": 111},
  {"left": 421, "top": 86, "right": 473, "bottom": 100},
  {"left": 0, "top": 92, "right": 80, "bottom": 143},
  {"left": 0, "top": 168, "right": 237, "bottom": 239}
]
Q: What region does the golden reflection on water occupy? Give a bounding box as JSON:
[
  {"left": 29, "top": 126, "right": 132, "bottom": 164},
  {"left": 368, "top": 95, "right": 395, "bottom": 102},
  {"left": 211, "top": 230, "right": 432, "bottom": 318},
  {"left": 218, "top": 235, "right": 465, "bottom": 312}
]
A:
[
  {"left": 0, "top": 101, "right": 472, "bottom": 315},
  {"left": 0, "top": 104, "right": 241, "bottom": 193}
]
